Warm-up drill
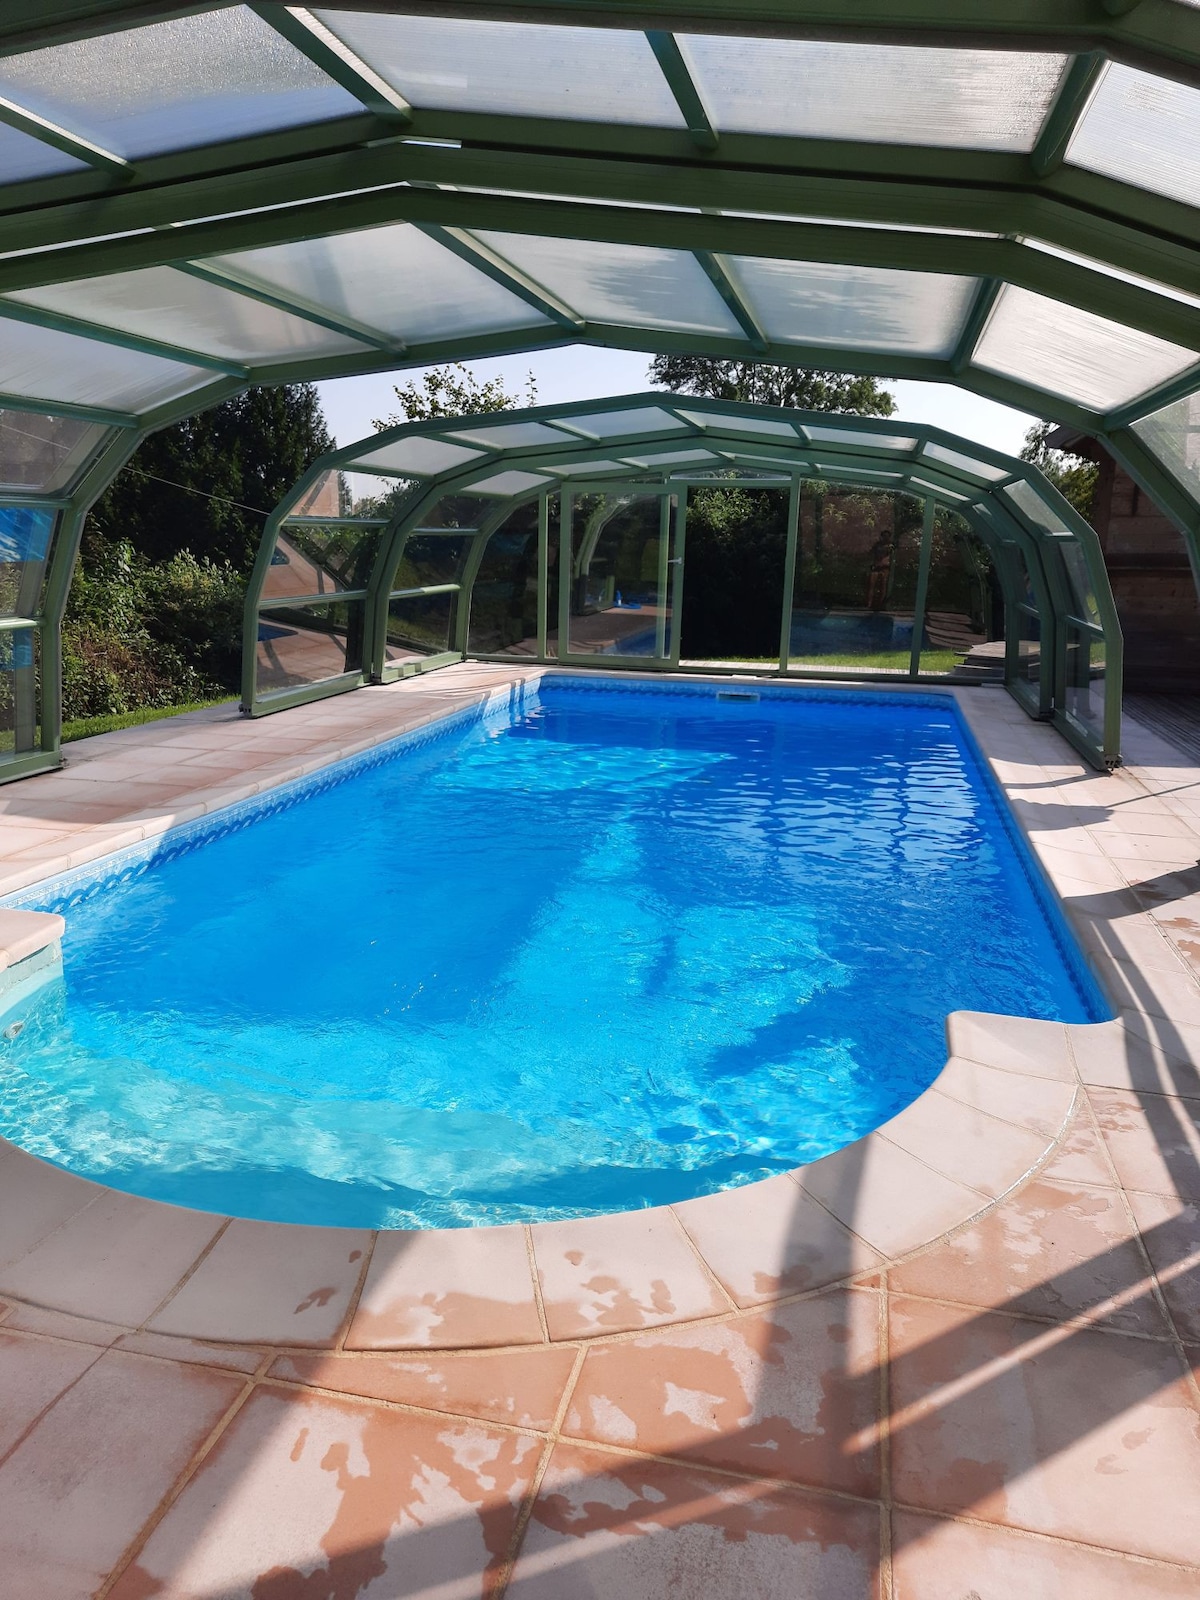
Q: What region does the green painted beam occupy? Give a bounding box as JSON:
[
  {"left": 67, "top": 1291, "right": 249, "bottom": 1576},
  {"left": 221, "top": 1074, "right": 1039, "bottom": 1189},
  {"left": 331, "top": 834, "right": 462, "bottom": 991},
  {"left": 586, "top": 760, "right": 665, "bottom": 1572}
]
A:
[
  {"left": 0, "top": 297, "right": 247, "bottom": 375},
  {"left": 0, "top": 390, "right": 136, "bottom": 427},
  {"left": 645, "top": 30, "right": 717, "bottom": 148},
  {"left": 413, "top": 225, "right": 584, "bottom": 330},
  {"left": 175, "top": 261, "right": 402, "bottom": 354},
  {"left": 950, "top": 277, "right": 1002, "bottom": 376},
  {"left": 1030, "top": 50, "right": 1107, "bottom": 177},
  {"left": 0, "top": 92, "right": 131, "bottom": 175},
  {"left": 249, "top": 4, "right": 412, "bottom": 122},
  {"left": 693, "top": 251, "right": 767, "bottom": 350}
]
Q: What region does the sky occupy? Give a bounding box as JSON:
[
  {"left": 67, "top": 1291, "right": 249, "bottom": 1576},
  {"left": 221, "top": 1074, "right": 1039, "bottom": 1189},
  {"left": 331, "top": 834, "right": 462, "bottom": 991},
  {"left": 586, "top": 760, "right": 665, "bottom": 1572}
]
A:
[{"left": 316, "top": 345, "right": 1040, "bottom": 457}]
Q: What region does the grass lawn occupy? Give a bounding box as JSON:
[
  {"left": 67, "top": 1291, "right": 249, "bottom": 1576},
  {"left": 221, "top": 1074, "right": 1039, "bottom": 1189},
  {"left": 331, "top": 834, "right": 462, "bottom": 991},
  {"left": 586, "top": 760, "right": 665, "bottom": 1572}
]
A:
[{"left": 62, "top": 697, "right": 237, "bottom": 743}]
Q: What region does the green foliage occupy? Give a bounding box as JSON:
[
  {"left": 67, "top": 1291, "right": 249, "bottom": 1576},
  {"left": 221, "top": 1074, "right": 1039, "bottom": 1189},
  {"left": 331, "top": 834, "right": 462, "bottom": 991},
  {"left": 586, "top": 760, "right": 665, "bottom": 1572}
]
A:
[
  {"left": 648, "top": 354, "right": 897, "bottom": 415},
  {"left": 1020, "top": 422, "right": 1098, "bottom": 522},
  {"left": 373, "top": 363, "right": 539, "bottom": 428}
]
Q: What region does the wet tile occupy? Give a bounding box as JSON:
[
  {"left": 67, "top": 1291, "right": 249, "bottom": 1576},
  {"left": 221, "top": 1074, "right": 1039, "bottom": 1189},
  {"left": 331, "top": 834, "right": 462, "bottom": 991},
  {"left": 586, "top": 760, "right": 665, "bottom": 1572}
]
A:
[
  {"left": 673, "top": 1174, "right": 881, "bottom": 1306},
  {"left": 0, "top": 1328, "right": 100, "bottom": 1457},
  {"left": 116, "top": 1330, "right": 265, "bottom": 1374},
  {"left": 1126, "top": 1191, "right": 1200, "bottom": 1345},
  {"left": 933, "top": 1057, "right": 1075, "bottom": 1139},
  {"left": 890, "top": 1176, "right": 1166, "bottom": 1335},
  {"left": 149, "top": 1219, "right": 370, "bottom": 1346},
  {"left": 563, "top": 1288, "right": 881, "bottom": 1497},
  {"left": 0, "top": 1348, "right": 243, "bottom": 1598},
  {"left": 270, "top": 1344, "right": 578, "bottom": 1431},
  {"left": 888, "top": 1295, "right": 1200, "bottom": 1565},
  {"left": 0, "top": 1144, "right": 99, "bottom": 1271},
  {"left": 532, "top": 1208, "right": 729, "bottom": 1340},
  {"left": 1038, "top": 1110, "right": 1118, "bottom": 1189},
  {"left": 349, "top": 1225, "right": 543, "bottom": 1349},
  {"left": 944, "top": 1012, "right": 1074, "bottom": 1081},
  {"left": 891, "top": 1509, "right": 1200, "bottom": 1598},
  {"left": 109, "top": 1382, "right": 541, "bottom": 1600},
  {"left": 0, "top": 1189, "right": 222, "bottom": 1328},
  {"left": 509, "top": 1441, "right": 881, "bottom": 1599},
  {"left": 879, "top": 1092, "right": 1052, "bottom": 1199},
  {"left": 796, "top": 1135, "right": 983, "bottom": 1261},
  {"left": 1090, "top": 1088, "right": 1200, "bottom": 1200}
]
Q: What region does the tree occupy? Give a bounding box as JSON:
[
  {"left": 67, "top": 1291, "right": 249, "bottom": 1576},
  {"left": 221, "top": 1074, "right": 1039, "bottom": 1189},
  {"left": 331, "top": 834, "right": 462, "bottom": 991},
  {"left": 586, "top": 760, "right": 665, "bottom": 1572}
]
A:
[
  {"left": 87, "top": 383, "right": 333, "bottom": 573},
  {"left": 1020, "top": 421, "right": 1098, "bottom": 523},
  {"left": 373, "top": 363, "right": 538, "bottom": 428},
  {"left": 648, "top": 354, "right": 896, "bottom": 416}
]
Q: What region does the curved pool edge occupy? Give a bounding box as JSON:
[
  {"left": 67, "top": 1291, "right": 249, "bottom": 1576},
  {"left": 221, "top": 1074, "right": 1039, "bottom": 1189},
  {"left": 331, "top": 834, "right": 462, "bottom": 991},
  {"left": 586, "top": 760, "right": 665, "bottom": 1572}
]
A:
[{"left": 0, "top": 1006, "right": 1096, "bottom": 1351}]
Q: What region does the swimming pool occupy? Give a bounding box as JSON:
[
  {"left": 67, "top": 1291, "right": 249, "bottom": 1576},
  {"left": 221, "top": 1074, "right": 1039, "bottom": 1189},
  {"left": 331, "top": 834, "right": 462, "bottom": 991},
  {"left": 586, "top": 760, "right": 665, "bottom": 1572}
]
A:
[{"left": 0, "top": 677, "right": 1107, "bottom": 1228}]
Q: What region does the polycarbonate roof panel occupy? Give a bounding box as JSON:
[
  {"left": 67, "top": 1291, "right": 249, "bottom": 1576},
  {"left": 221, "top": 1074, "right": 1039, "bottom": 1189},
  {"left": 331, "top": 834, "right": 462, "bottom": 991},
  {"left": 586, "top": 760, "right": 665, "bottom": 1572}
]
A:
[
  {"left": 210, "top": 224, "right": 552, "bottom": 343},
  {"left": 973, "top": 285, "right": 1199, "bottom": 412},
  {"left": 354, "top": 437, "right": 484, "bottom": 476},
  {"left": 0, "top": 408, "right": 108, "bottom": 494},
  {"left": 620, "top": 448, "right": 718, "bottom": 467},
  {"left": 0, "top": 316, "right": 211, "bottom": 412},
  {"left": 679, "top": 36, "right": 1067, "bottom": 150},
  {"left": 442, "top": 421, "right": 572, "bottom": 450},
  {"left": 0, "top": 121, "right": 89, "bottom": 186},
  {"left": 803, "top": 426, "right": 919, "bottom": 451},
  {"left": 0, "top": 8, "right": 359, "bottom": 162},
  {"left": 922, "top": 441, "right": 1013, "bottom": 481},
  {"left": 1004, "top": 477, "right": 1070, "bottom": 534},
  {"left": 908, "top": 475, "right": 973, "bottom": 502},
  {"left": 560, "top": 406, "right": 687, "bottom": 438},
  {"left": 545, "top": 459, "right": 630, "bottom": 475},
  {"left": 472, "top": 233, "right": 742, "bottom": 336},
  {"left": 465, "top": 469, "right": 550, "bottom": 496},
  {"left": 679, "top": 412, "right": 798, "bottom": 438},
  {"left": 728, "top": 257, "right": 978, "bottom": 356},
  {"left": 1132, "top": 390, "right": 1200, "bottom": 498},
  {"left": 7, "top": 266, "right": 367, "bottom": 363},
  {"left": 312, "top": 12, "right": 685, "bottom": 127},
  {"left": 1067, "top": 63, "right": 1200, "bottom": 210}
]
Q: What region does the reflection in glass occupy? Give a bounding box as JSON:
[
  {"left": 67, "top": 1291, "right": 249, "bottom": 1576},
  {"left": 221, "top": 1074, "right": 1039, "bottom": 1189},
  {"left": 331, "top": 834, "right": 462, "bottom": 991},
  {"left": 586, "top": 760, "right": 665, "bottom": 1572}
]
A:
[
  {"left": 255, "top": 600, "right": 365, "bottom": 697},
  {"left": 917, "top": 510, "right": 1002, "bottom": 675},
  {"left": 0, "top": 506, "right": 56, "bottom": 617},
  {"left": 466, "top": 501, "right": 541, "bottom": 656},
  {"left": 263, "top": 522, "right": 380, "bottom": 602},
  {"left": 0, "top": 410, "right": 105, "bottom": 493},
  {"left": 390, "top": 534, "right": 472, "bottom": 593},
  {"left": 385, "top": 592, "right": 456, "bottom": 662},
  {"left": 566, "top": 491, "right": 678, "bottom": 660},
  {"left": 0, "top": 626, "right": 40, "bottom": 754}
]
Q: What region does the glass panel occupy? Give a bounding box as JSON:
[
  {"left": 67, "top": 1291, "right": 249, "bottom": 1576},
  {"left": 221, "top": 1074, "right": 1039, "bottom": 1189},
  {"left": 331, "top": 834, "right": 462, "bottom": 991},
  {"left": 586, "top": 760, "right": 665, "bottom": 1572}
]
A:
[
  {"left": 352, "top": 436, "right": 484, "bottom": 476},
  {"left": 414, "top": 494, "right": 503, "bottom": 532},
  {"left": 286, "top": 469, "right": 412, "bottom": 519},
  {"left": 0, "top": 121, "right": 87, "bottom": 185},
  {"left": 788, "top": 484, "right": 923, "bottom": 674},
  {"left": 679, "top": 484, "right": 788, "bottom": 662},
  {"left": 255, "top": 599, "right": 365, "bottom": 697},
  {"left": 313, "top": 12, "right": 684, "bottom": 127},
  {"left": 390, "top": 534, "right": 473, "bottom": 593},
  {"left": 472, "top": 232, "right": 741, "bottom": 335},
  {"left": 561, "top": 406, "right": 686, "bottom": 439},
  {"left": 1132, "top": 390, "right": 1200, "bottom": 501},
  {"left": 0, "top": 317, "right": 210, "bottom": 413},
  {"left": 1062, "top": 620, "right": 1107, "bottom": 747},
  {"left": 466, "top": 501, "right": 542, "bottom": 657},
  {"left": 0, "top": 506, "right": 56, "bottom": 616},
  {"left": 385, "top": 592, "right": 456, "bottom": 662},
  {"left": 921, "top": 441, "right": 1012, "bottom": 482},
  {"left": 566, "top": 491, "right": 679, "bottom": 660},
  {"left": 917, "top": 511, "right": 1001, "bottom": 675},
  {"left": 1004, "top": 477, "right": 1069, "bottom": 534},
  {"left": 680, "top": 36, "right": 1067, "bottom": 151},
  {"left": 212, "top": 224, "right": 551, "bottom": 343},
  {"left": 263, "top": 524, "right": 382, "bottom": 603},
  {"left": 1067, "top": 62, "right": 1200, "bottom": 210},
  {"left": 0, "top": 7, "right": 358, "bottom": 162},
  {"left": 0, "top": 626, "right": 40, "bottom": 755},
  {"left": 726, "top": 257, "right": 978, "bottom": 356},
  {"left": 0, "top": 409, "right": 107, "bottom": 493},
  {"left": 463, "top": 470, "right": 550, "bottom": 496},
  {"left": 10, "top": 267, "right": 364, "bottom": 363},
  {"left": 972, "top": 285, "right": 1198, "bottom": 412},
  {"left": 1058, "top": 542, "right": 1103, "bottom": 628}
]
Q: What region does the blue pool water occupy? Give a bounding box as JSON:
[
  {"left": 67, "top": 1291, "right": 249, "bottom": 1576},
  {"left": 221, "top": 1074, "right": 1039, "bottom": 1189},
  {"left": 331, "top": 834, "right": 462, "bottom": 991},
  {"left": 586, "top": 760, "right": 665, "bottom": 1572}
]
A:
[{"left": 0, "top": 679, "right": 1107, "bottom": 1228}]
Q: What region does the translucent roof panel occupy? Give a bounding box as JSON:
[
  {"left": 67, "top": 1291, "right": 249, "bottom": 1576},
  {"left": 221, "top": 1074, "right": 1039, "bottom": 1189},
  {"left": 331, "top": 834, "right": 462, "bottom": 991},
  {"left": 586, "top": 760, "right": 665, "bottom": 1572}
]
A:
[
  {"left": 679, "top": 36, "right": 1067, "bottom": 150},
  {"left": 922, "top": 441, "right": 1013, "bottom": 481},
  {"left": 0, "top": 317, "right": 211, "bottom": 412},
  {"left": 471, "top": 233, "right": 743, "bottom": 336},
  {"left": 465, "top": 470, "right": 551, "bottom": 496},
  {"left": 973, "top": 285, "right": 1199, "bottom": 412},
  {"left": 620, "top": 448, "right": 718, "bottom": 467},
  {"left": 7, "top": 267, "right": 367, "bottom": 364},
  {"left": 0, "top": 8, "right": 359, "bottom": 162},
  {"left": 558, "top": 407, "right": 687, "bottom": 439},
  {"left": 1003, "top": 477, "right": 1069, "bottom": 534},
  {"left": 0, "top": 121, "right": 89, "bottom": 186},
  {"left": 443, "top": 422, "right": 574, "bottom": 450},
  {"left": 727, "top": 257, "right": 978, "bottom": 356},
  {"left": 803, "top": 426, "right": 919, "bottom": 452},
  {"left": 209, "top": 225, "right": 552, "bottom": 343},
  {"left": 1067, "top": 63, "right": 1200, "bottom": 211},
  {"left": 679, "top": 412, "right": 798, "bottom": 438},
  {"left": 312, "top": 12, "right": 685, "bottom": 127},
  {"left": 0, "top": 408, "right": 107, "bottom": 494},
  {"left": 1131, "top": 391, "right": 1200, "bottom": 500},
  {"left": 353, "top": 438, "right": 484, "bottom": 477}
]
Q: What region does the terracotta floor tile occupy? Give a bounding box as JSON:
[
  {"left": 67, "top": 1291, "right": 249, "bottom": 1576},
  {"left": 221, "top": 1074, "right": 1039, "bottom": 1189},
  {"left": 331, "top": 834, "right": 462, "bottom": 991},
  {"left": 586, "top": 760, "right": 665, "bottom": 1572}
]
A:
[
  {"left": 888, "top": 1295, "right": 1200, "bottom": 1565},
  {"left": 109, "top": 1382, "right": 542, "bottom": 1600},
  {"left": 508, "top": 1441, "right": 881, "bottom": 1599},
  {"left": 563, "top": 1288, "right": 881, "bottom": 1497},
  {"left": 891, "top": 1510, "right": 1200, "bottom": 1598},
  {"left": 0, "top": 1348, "right": 243, "bottom": 1600},
  {"left": 149, "top": 1218, "right": 371, "bottom": 1346},
  {"left": 1038, "top": 1109, "right": 1119, "bottom": 1188},
  {"left": 796, "top": 1135, "right": 983, "bottom": 1261},
  {"left": 349, "top": 1225, "right": 544, "bottom": 1349},
  {"left": 115, "top": 1330, "right": 265, "bottom": 1373},
  {"left": 933, "top": 1058, "right": 1076, "bottom": 1138},
  {"left": 672, "top": 1174, "right": 881, "bottom": 1306},
  {"left": 0, "top": 1144, "right": 99, "bottom": 1271},
  {"left": 0, "top": 1328, "right": 100, "bottom": 1458},
  {"left": 1126, "top": 1190, "right": 1200, "bottom": 1344},
  {"left": 878, "top": 1091, "right": 1052, "bottom": 1199},
  {"left": 270, "top": 1344, "right": 578, "bottom": 1431},
  {"left": 1090, "top": 1088, "right": 1200, "bottom": 1200},
  {"left": 0, "top": 1189, "right": 222, "bottom": 1327},
  {"left": 0, "top": 1301, "right": 126, "bottom": 1346},
  {"left": 532, "top": 1208, "right": 729, "bottom": 1340}
]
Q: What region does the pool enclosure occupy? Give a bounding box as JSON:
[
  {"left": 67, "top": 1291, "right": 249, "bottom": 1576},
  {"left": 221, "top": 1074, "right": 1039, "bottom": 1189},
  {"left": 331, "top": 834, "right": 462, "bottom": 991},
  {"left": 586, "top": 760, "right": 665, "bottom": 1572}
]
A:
[
  {"left": 245, "top": 395, "right": 1123, "bottom": 767},
  {"left": 0, "top": 2, "right": 1198, "bottom": 778}
]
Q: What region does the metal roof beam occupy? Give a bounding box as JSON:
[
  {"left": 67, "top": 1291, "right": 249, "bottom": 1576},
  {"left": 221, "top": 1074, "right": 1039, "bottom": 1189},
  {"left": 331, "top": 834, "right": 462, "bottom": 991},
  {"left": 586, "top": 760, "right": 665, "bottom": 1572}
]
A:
[
  {"left": 174, "top": 261, "right": 404, "bottom": 354},
  {"left": 950, "top": 277, "right": 1003, "bottom": 375},
  {"left": 1030, "top": 50, "right": 1107, "bottom": 177},
  {"left": 693, "top": 250, "right": 767, "bottom": 350},
  {"left": 0, "top": 92, "right": 131, "bottom": 176},
  {"left": 249, "top": 5, "right": 412, "bottom": 122},
  {"left": 644, "top": 30, "right": 717, "bottom": 149},
  {"left": 0, "top": 296, "right": 248, "bottom": 375},
  {"left": 412, "top": 224, "right": 585, "bottom": 330}
]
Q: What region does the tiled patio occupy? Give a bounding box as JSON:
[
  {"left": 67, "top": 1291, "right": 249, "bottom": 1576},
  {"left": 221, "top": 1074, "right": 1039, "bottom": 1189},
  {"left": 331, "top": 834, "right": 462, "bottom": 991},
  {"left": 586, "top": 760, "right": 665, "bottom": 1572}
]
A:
[{"left": 0, "top": 666, "right": 1197, "bottom": 1598}]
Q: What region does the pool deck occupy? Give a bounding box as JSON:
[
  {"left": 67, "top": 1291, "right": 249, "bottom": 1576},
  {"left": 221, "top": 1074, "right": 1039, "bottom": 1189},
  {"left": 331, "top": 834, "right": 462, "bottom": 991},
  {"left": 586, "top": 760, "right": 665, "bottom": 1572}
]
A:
[{"left": 0, "top": 663, "right": 1197, "bottom": 1598}]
